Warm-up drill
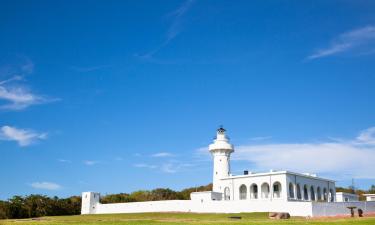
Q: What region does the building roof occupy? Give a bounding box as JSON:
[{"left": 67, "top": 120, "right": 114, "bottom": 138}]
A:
[
  {"left": 220, "top": 170, "right": 335, "bottom": 182},
  {"left": 336, "top": 192, "right": 359, "bottom": 197}
]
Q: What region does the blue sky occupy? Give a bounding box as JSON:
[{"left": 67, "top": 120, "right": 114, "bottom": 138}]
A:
[{"left": 1, "top": 0, "right": 375, "bottom": 199}]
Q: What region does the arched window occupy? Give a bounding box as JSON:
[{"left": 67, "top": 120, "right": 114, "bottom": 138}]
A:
[
  {"left": 317, "top": 187, "right": 322, "bottom": 201},
  {"left": 250, "top": 184, "right": 258, "bottom": 199},
  {"left": 239, "top": 184, "right": 247, "bottom": 200},
  {"left": 273, "top": 182, "right": 282, "bottom": 198},
  {"left": 296, "top": 184, "right": 302, "bottom": 200},
  {"left": 310, "top": 186, "right": 315, "bottom": 201},
  {"left": 261, "top": 183, "right": 270, "bottom": 198},
  {"left": 289, "top": 183, "right": 295, "bottom": 199},
  {"left": 303, "top": 185, "right": 309, "bottom": 200},
  {"left": 224, "top": 187, "right": 230, "bottom": 200},
  {"left": 329, "top": 189, "right": 334, "bottom": 202},
  {"left": 323, "top": 188, "right": 327, "bottom": 201}
]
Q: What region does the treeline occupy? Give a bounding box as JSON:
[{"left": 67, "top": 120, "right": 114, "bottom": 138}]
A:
[
  {"left": 0, "top": 195, "right": 81, "bottom": 219},
  {"left": 336, "top": 185, "right": 375, "bottom": 201},
  {"left": 0, "top": 184, "right": 212, "bottom": 219},
  {"left": 101, "top": 183, "right": 212, "bottom": 203}
]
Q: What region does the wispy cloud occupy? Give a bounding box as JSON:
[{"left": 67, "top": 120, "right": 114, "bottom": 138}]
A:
[
  {"left": 356, "top": 127, "right": 375, "bottom": 145},
  {"left": 133, "top": 163, "right": 158, "bottom": 169},
  {"left": 58, "top": 159, "right": 72, "bottom": 163},
  {"left": 0, "top": 125, "right": 47, "bottom": 147},
  {"left": 136, "top": 0, "right": 195, "bottom": 59},
  {"left": 133, "top": 161, "right": 193, "bottom": 173},
  {"left": 160, "top": 162, "right": 194, "bottom": 173},
  {"left": 250, "top": 136, "right": 272, "bottom": 141},
  {"left": 70, "top": 65, "right": 111, "bottom": 73},
  {"left": 307, "top": 25, "right": 375, "bottom": 60},
  {"left": 151, "top": 152, "right": 174, "bottom": 157},
  {"left": 0, "top": 85, "right": 55, "bottom": 110},
  {"left": 0, "top": 57, "right": 58, "bottom": 110},
  {"left": 83, "top": 160, "right": 99, "bottom": 166},
  {"left": 230, "top": 127, "right": 375, "bottom": 179},
  {"left": 30, "top": 182, "right": 61, "bottom": 190}
]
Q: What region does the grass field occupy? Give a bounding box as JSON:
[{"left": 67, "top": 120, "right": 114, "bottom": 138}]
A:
[{"left": 1, "top": 212, "right": 375, "bottom": 225}]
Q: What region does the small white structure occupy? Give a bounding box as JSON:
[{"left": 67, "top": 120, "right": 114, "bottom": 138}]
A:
[
  {"left": 364, "top": 194, "right": 375, "bottom": 201},
  {"left": 82, "top": 128, "right": 375, "bottom": 217},
  {"left": 336, "top": 192, "right": 359, "bottom": 202}
]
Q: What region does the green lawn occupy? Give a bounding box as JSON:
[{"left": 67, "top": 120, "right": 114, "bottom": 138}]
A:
[{"left": 1, "top": 212, "right": 375, "bottom": 225}]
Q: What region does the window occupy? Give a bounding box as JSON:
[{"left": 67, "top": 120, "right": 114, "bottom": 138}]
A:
[
  {"left": 224, "top": 187, "right": 230, "bottom": 200},
  {"left": 250, "top": 184, "right": 258, "bottom": 199},
  {"left": 239, "top": 184, "right": 247, "bottom": 200},
  {"left": 289, "top": 183, "right": 295, "bottom": 199}
]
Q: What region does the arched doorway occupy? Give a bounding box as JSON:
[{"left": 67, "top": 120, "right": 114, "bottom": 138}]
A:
[
  {"left": 224, "top": 187, "right": 230, "bottom": 200},
  {"left": 303, "top": 185, "right": 309, "bottom": 200},
  {"left": 273, "top": 182, "right": 282, "bottom": 198},
  {"left": 310, "top": 186, "right": 315, "bottom": 201},
  {"left": 296, "top": 184, "right": 302, "bottom": 200},
  {"left": 317, "top": 187, "right": 322, "bottom": 201},
  {"left": 329, "top": 189, "right": 334, "bottom": 202},
  {"left": 261, "top": 183, "right": 270, "bottom": 198},
  {"left": 289, "top": 183, "right": 295, "bottom": 199},
  {"left": 250, "top": 184, "right": 258, "bottom": 199},
  {"left": 239, "top": 184, "right": 247, "bottom": 200}
]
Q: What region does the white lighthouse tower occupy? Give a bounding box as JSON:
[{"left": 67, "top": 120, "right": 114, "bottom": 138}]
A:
[{"left": 209, "top": 127, "right": 234, "bottom": 192}]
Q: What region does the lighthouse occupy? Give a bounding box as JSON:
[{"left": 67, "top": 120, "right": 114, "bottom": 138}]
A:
[{"left": 209, "top": 127, "right": 234, "bottom": 192}]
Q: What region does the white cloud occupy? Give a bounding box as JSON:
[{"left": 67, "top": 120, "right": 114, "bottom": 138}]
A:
[
  {"left": 0, "top": 125, "right": 47, "bottom": 147},
  {"left": 356, "top": 127, "right": 375, "bottom": 145},
  {"left": 0, "top": 58, "right": 58, "bottom": 110},
  {"left": 133, "top": 163, "right": 157, "bottom": 169},
  {"left": 165, "top": 0, "right": 195, "bottom": 42},
  {"left": 83, "top": 160, "right": 99, "bottom": 166},
  {"left": 308, "top": 25, "right": 375, "bottom": 59},
  {"left": 133, "top": 161, "right": 193, "bottom": 174},
  {"left": 30, "top": 182, "right": 61, "bottom": 190},
  {"left": 58, "top": 159, "right": 72, "bottom": 163},
  {"left": 160, "top": 163, "right": 177, "bottom": 173},
  {"left": 136, "top": 0, "right": 195, "bottom": 59},
  {"left": 70, "top": 64, "right": 111, "bottom": 73},
  {"left": 0, "top": 85, "right": 53, "bottom": 110},
  {"left": 151, "top": 152, "right": 174, "bottom": 157},
  {"left": 250, "top": 136, "right": 272, "bottom": 141},
  {"left": 230, "top": 127, "right": 375, "bottom": 179}
]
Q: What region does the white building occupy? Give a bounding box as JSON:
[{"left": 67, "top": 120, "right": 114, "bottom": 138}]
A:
[
  {"left": 82, "top": 128, "right": 375, "bottom": 217},
  {"left": 363, "top": 194, "right": 375, "bottom": 201},
  {"left": 207, "top": 127, "right": 336, "bottom": 203},
  {"left": 335, "top": 192, "right": 359, "bottom": 202}
]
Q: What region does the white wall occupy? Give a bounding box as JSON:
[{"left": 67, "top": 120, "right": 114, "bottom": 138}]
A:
[
  {"left": 87, "top": 199, "right": 375, "bottom": 217},
  {"left": 81, "top": 192, "right": 100, "bottom": 214},
  {"left": 311, "top": 201, "right": 375, "bottom": 216},
  {"left": 190, "top": 191, "right": 222, "bottom": 202},
  {"left": 94, "top": 199, "right": 313, "bottom": 216}
]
